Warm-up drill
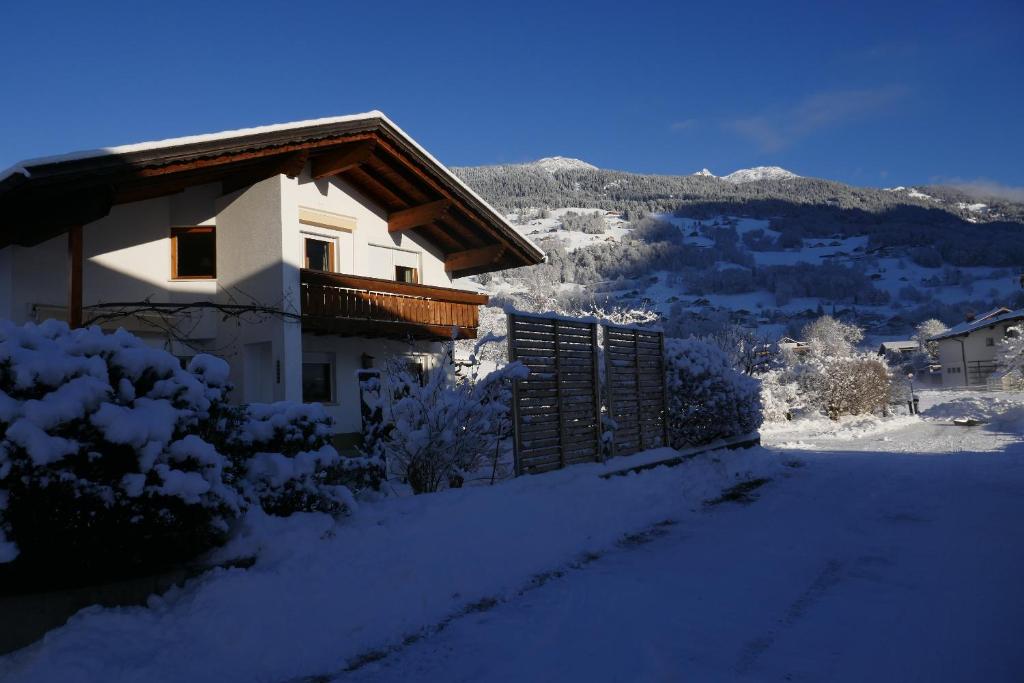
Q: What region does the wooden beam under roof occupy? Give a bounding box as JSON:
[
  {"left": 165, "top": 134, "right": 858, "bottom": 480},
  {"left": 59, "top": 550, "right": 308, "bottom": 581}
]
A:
[
  {"left": 444, "top": 244, "right": 505, "bottom": 273},
  {"left": 310, "top": 140, "right": 375, "bottom": 180},
  {"left": 388, "top": 199, "right": 450, "bottom": 233},
  {"left": 221, "top": 150, "right": 309, "bottom": 195},
  {"left": 68, "top": 225, "right": 83, "bottom": 328}
]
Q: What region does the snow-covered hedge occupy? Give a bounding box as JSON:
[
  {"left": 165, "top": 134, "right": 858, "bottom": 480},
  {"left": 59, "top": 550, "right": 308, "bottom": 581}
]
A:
[
  {"left": 0, "top": 321, "right": 239, "bottom": 579},
  {"left": 0, "top": 321, "right": 359, "bottom": 584},
  {"left": 664, "top": 337, "right": 763, "bottom": 447},
  {"left": 220, "top": 402, "right": 365, "bottom": 515}
]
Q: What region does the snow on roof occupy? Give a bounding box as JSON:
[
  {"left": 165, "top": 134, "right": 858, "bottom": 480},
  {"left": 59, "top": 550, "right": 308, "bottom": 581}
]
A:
[
  {"left": 879, "top": 341, "right": 920, "bottom": 351},
  {"left": 930, "top": 308, "right": 1024, "bottom": 341},
  {"left": 3, "top": 111, "right": 388, "bottom": 173},
  {"left": 0, "top": 111, "right": 545, "bottom": 261}
]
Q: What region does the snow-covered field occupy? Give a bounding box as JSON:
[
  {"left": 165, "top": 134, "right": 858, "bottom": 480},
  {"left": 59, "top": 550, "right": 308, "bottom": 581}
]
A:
[{"left": 3, "top": 391, "right": 1024, "bottom": 682}]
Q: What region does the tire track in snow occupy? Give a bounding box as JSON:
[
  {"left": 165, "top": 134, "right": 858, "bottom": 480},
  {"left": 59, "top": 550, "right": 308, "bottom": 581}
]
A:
[{"left": 734, "top": 558, "right": 844, "bottom": 675}]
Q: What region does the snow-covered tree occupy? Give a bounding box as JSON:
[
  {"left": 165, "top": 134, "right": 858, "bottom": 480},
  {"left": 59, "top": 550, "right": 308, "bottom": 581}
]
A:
[
  {"left": 996, "top": 324, "right": 1024, "bottom": 389},
  {"left": 363, "top": 340, "right": 527, "bottom": 494},
  {"left": 802, "top": 315, "right": 863, "bottom": 359},
  {"left": 915, "top": 318, "right": 949, "bottom": 361},
  {"left": 762, "top": 316, "right": 893, "bottom": 421}
]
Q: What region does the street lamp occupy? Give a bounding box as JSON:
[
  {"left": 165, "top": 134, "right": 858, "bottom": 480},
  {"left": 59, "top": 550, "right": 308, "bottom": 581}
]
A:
[{"left": 907, "top": 371, "right": 918, "bottom": 415}]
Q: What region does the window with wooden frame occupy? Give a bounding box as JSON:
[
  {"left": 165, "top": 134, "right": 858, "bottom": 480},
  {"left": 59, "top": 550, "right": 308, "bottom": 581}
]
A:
[
  {"left": 395, "top": 265, "right": 419, "bottom": 284},
  {"left": 171, "top": 226, "right": 216, "bottom": 279},
  {"left": 304, "top": 235, "right": 336, "bottom": 272}
]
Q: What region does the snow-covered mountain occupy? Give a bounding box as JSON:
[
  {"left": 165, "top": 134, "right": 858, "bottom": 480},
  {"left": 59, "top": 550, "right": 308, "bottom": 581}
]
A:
[
  {"left": 692, "top": 168, "right": 716, "bottom": 177},
  {"left": 530, "top": 157, "right": 599, "bottom": 173},
  {"left": 453, "top": 158, "right": 1024, "bottom": 339},
  {"left": 721, "top": 166, "right": 800, "bottom": 183}
]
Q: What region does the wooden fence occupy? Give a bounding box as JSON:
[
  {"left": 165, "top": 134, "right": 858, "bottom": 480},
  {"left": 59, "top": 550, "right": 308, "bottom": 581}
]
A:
[
  {"left": 508, "top": 313, "right": 602, "bottom": 474},
  {"left": 603, "top": 325, "right": 669, "bottom": 456},
  {"left": 508, "top": 314, "right": 670, "bottom": 474}
]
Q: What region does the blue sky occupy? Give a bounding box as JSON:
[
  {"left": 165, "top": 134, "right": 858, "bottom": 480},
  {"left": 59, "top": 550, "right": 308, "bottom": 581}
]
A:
[{"left": 1, "top": 0, "right": 1021, "bottom": 190}]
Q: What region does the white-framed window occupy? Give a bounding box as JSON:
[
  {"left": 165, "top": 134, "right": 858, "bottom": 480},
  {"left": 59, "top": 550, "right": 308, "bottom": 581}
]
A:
[{"left": 302, "top": 352, "right": 335, "bottom": 404}]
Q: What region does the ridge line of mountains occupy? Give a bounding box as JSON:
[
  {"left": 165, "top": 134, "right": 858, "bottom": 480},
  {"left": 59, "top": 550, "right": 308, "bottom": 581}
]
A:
[{"left": 452, "top": 158, "right": 1024, "bottom": 339}]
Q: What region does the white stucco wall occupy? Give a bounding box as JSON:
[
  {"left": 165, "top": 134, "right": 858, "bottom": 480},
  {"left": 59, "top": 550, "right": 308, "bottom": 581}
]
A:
[
  {"left": 4, "top": 166, "right": 476, "bottom": 432},
  {"left": 937, "top": 322, "right": 1012, "bottom": 387},
  {"left": 302, "top": 334, "right": 442, "bottom": 433},
  {"left": 214, "top": 174, "right": 301, "bottom": 403},
  {"left": 293, "top": 173, "right": 456, "bottom": 288}
]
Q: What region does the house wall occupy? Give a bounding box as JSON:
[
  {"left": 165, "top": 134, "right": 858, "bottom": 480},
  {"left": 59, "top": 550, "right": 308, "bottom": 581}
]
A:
[
  {"left": 214, "top": 174, "right": 299, "bottom": 403},
  {"left": 938, "top": 323, "right": 1014, "bottom": 387},
  {"left": 301, "top": 334, "right": 442, "bottom": 433},
  {"left": 2, "top": 167, "right": 475, "bottom": 432},
  {"left": 0, "top": 184, "right": 221, "bottom": 337},
  {"left": 293, "top": 172, "right": 455, "bottom": 288}
]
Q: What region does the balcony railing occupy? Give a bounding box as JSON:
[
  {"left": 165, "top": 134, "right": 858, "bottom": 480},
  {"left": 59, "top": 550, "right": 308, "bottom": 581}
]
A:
[{"left": 299, "top": 269, "right": 489, "bottom": 340}]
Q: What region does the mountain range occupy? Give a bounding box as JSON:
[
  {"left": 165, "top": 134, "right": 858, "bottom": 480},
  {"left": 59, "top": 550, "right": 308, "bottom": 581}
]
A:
[{"left": 453, "top": 159, "right": 1024, "bottom": 340}]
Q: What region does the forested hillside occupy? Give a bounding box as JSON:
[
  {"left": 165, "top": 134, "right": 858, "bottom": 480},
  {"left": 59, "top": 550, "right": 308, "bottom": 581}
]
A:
[{"left": 453, "top": 160, "right": 1024, "bottom": 339}]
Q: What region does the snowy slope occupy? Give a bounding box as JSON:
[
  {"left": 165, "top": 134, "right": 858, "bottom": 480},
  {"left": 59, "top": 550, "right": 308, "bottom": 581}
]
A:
[
  {"left": 722, "top": 166, "right": 800, "bottom": 183},
  {"left": 530, "top": 157, "right": 598, "bottom": 173}
]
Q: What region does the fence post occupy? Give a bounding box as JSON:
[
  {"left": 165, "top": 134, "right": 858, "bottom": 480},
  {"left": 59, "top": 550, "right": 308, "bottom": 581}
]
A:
[
  {"left": 603, "top": 325, "right": 616, "bottom": 460},
  {"left": 508, "top": 313, "right": 523, "bottom": 477},
  {"left": 660, "top": 332, "right": 670, "bottom": 448},
  {"left": 592, "top": 322, "right": 604, "bottom": 462},
  {"left": 553, "top": 319, "right": 567, "bottom": 469}
]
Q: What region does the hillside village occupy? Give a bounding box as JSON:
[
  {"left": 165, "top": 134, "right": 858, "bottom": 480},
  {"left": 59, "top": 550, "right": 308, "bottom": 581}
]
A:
[{"left": 455, "top": 157, "right": 1024, "bottom": 350}]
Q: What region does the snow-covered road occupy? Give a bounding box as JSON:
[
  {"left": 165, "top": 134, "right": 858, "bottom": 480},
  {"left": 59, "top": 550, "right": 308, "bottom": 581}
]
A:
[{"left": 344, "top": 418, "right": 1024, "bottom": 683}]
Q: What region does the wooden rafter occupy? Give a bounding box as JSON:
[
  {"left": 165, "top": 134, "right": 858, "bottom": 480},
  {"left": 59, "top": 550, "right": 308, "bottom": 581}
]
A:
[
  {"left": 221, "top": 150, "right": 309, "bottom": 195},
  {"left": 310, "top": 140, "right": 375, "bottom": 180},
  {"left": 343, "top": 166, "right": 410, "bottom": 209},
  {"left": 445, "top": 244, "right": 505, "bottom": 273},
  {"left": 68, "top": 225, "right": 83, "bottom": 328},
  {"left": 388, "top": 199, "right": 450, "bottom": 233}
]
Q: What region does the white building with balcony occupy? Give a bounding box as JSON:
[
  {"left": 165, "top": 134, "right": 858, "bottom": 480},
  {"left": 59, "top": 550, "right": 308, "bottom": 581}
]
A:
[{"left": 0, "top": 112, "right": 544, "bottom": 440}]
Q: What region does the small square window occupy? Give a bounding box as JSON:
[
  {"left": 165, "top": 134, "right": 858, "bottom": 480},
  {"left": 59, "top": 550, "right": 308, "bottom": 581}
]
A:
[
  {"left": 305, "top": 237, "right": 335, "bottom": 272},
  {"left": 302, "top": 361, "right": 334, "bottom": 403},
  {"left": 986, "top": 337, "right": 995, "bottom": 347},
  {"left": 171, "top": 227, "right": 216, "bottom": 279},
  {"left": 395, "top": 266, "right": 418, "bottom": 284}
]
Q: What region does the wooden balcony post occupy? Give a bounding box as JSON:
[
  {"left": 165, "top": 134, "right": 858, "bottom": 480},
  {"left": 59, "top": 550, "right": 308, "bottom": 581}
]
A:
[{"left": 68, "top": 225, "right": 83, "bottom": 328}]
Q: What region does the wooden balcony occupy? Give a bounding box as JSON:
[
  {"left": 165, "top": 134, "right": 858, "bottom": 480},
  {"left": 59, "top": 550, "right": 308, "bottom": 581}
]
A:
[{"left": 299, "top": 269, "right": 489, "bottom": 340}]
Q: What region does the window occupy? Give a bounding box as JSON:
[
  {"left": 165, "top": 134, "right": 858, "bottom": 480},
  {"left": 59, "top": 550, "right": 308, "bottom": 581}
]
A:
[
  {"left": 395, "top": 265, "right": 419, "bottom": 284},
  {"left": 302, "top": 353, "right": 335, "bottom": 403},
  {"left": 171, "top": 227, "right": 216, "bottom": 279},
  {"left": 986, "top": 337, "right": 995, "bottom": 347},
  {"left": 304, "top": 236, "right": 336, "bottom": 272}
]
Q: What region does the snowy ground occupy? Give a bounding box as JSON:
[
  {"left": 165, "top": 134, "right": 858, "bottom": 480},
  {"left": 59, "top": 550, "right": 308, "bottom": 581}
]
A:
[
  {"left": 3, "top": 392, "right": 1024, "bottom": 682},
  {"left": 344, "top": 393, "right": 1024, "bottom": 683}
]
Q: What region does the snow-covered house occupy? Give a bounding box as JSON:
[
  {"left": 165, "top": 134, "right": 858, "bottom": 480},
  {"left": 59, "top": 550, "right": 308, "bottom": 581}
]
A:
[
  {"left": 930, "top": 308, "right": 1024, "bottom": 387},
  {"left": 0, "top": 112, "right": 544, "bottom": 438},
  {"left": 877, "top": 340, "right": 919, "bottom": 358}
]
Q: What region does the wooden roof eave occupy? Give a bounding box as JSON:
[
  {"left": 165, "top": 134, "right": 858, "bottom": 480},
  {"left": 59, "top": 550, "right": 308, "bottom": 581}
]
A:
[{"left": 0, "top": 116, "right": 545, "bottom": 270}]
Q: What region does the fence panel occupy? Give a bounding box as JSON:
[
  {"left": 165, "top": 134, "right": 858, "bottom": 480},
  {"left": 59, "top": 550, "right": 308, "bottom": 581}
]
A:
[
  {"left": 509, "top": 313, "right": 602, "bottom": 474},
  {"left": 603, "top": 325, "right": 669, "bottom": 457}
]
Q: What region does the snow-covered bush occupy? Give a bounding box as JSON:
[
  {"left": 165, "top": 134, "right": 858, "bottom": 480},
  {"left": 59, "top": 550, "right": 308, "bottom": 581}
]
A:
[
  {"left": 915, "top": 318, "right": 948, "bottom": 361},
  {"left": 0, "top": 321, "right": 366, "bottom": 585},
  {"left": 664, "top": 337, "right": 763, "bottom": 447},
  {"left": 759, "top": 368, "right": 804, "bottom": 422},
  {"left": 996, "top": 323, "right": 1024, "bottom": 390},
  {"left": 800, "top": 356, "right": 892, "bottom": 420},
  {"left": 218, "top": 402, "right": 362, "bottom": 516},
  {"left": 0, "top": 321, "right": 239, "bottom": 581},
  {"left": 362, "top": 341, "right": 526, "bottom": 494}
]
